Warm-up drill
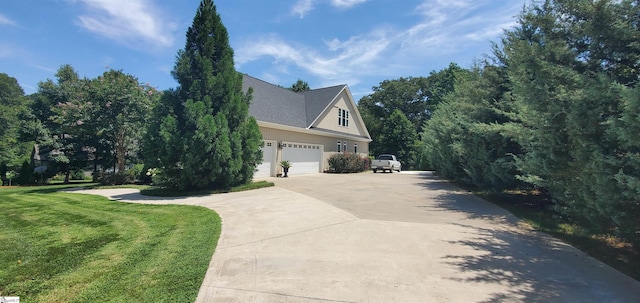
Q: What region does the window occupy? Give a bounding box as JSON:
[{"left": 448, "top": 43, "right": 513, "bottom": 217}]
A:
[
  {"left": 342, "top": 141, "right": 347, "bottom": 153},
  {"left": 337, "top": 140, "right": 342, "bottom": 152},
  {"left": 338, "top": 108, "right": 350, "bottom": 127},
  {"left": 354, "top": 143, "right": 358, "bottom": 154}
]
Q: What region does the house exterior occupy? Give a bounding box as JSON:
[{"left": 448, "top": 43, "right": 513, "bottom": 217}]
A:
[{"left": 243, "top": 74, "right": 372, "bottom": 178}]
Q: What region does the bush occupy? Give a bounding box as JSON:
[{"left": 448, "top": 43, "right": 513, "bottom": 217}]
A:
[
  {"left": 328, "top": 153, "right": 369, "bottom": 173},
  {"left": 71, "top": 169, "right": 86, "bottom": 180},
  {"left": 16, "top": 160, "right": 35, "bottom": 185}
]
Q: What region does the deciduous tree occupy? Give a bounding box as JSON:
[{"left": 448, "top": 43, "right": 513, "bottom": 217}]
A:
[{"left": 0, "top": 73, "right": 31, "bottom": 180}]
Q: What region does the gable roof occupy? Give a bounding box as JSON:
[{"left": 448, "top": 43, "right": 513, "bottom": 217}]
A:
[
  {"left": 243, "top": 75, "right": 307, "bottom": 128},
  {"left": 300, "top": 85, "right": 345, "bottom": 126},
  {"left": 242, "top": 74, "right": 371, "bottom": 141}
]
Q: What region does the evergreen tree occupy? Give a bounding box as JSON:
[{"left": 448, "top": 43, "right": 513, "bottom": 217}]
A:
[
  {"left": 503, "top": 0, "right": 640, "bottom": 243},
  {"left": 289, "top": 79, "right": 310, "bottom": 92},
  {"left": 421, "top": 62, "right": 520, "bottom": 191},
  {"left": 154, "top": 0, "right": 262, "bottom": 190}
]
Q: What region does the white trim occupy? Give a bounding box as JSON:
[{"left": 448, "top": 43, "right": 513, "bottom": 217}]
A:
[
  {"left": 309, "top": 87, "right": 345, "bottom": 128},
  {"left": 257, "top": 121, "right": 372, "bottom": 142},
  {"left": 308, "top": 86, "right": 372, "bottom": 140}
]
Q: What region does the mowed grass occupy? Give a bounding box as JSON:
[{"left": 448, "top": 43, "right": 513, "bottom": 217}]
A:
[{"left": 0, "top": 185, "right": 221, "bottom": 302}]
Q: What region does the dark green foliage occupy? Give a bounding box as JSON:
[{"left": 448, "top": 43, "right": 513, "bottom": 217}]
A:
[
  {"left": 0, "top": 73, "right": 32, "bottom": 175},
  {"left": 16, "top": 160, "right": 35, "bottom": 185},
  {"left": 501, "top": 0, "right": 640, "bottom": 244},
  {"left": 289, "top": 79, "right": 310, "bottom": 92},
  {"left": 419, "top": 0, "right": 640, "bottom": 245},
  {"left": 358, "top": 63, "right": 470, "bottom": 164},
  {"left": 379, "top": 109, "right": 419, "bottom": 169},
  {"left": 32, "top": 65, "right": 154, "bottom": 185},
  {"left": 89, "top": 70, "right": 154, "bottom": 177},
  {"left": 148, "top": 0, "right": 262, "bottom": 190},
  {"left": 421, "top": 63, "right": 521, "bottom": 192},
  {"left": 328, "top": 153, "right": 369, "bottom": 173}
]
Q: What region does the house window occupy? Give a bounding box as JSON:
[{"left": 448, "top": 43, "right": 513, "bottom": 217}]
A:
[
  {"left": 342, "top": 141, "right": 347, "bottom": 152},
  {"left": 338, "top": 108, "right": 349, "bottom": 127},
  {"left": 337, "top": 140, "right": 342, "bottom": 152},
  {"left": 354, "top": 143, "right": 358, "bottom": 153}
]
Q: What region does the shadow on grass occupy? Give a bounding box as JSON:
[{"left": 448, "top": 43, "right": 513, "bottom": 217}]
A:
[
  {"left": 140, "top": 181, "right": 275, "bottom": 197},
  {"left": 0, "top": 183, "right": 100, "bottom": 195}
]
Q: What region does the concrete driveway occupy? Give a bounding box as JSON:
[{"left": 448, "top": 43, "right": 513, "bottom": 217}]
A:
[{"left": 73, "top": 172, "right": 640, "bottom": 302}]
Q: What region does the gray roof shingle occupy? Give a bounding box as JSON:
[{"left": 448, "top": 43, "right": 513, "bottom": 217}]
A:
[
  {"left": 301, "top": 85, "right": 345, "bottom": 126},
  {"left": 243, "top": 74, "right": 346, "bottom": 129}
]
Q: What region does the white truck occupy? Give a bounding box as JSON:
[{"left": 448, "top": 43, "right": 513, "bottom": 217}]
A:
[{"left": 371, "top": 154, "right": 401, "bottom": 173}]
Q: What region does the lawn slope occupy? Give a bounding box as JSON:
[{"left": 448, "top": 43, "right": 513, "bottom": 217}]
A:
[{"left": 0, "top": 185, "right": 220, "bottom": 302}]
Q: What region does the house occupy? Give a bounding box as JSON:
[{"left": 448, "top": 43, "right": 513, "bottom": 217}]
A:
[{"left": 243, "top": 74, "right": 372, "bottom": 177}]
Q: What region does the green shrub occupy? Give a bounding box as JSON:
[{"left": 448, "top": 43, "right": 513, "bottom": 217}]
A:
[
  {"left": 71, "top": 169, "right": 86, "bottom": 180},
  {"left": 328, "top": 153, "right": 368, "bottom": 173},
  {"left": 16, "top": 160, "right": 35, "bottom": 185}
]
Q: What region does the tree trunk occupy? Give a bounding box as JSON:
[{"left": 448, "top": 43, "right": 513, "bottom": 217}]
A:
[{"left": 116, "top": 130, "right": 126, "bottom": 173}]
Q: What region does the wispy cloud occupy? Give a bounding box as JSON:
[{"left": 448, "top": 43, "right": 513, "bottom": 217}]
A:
[
  {"left": 31, "top": 64, "right": 57, "bottom": 73},
  {"left": 292, "top": 0, "right": 314, "bottom": 18},
  {"left": 291, "top": 0, "right": 368, "bottom": 18},
  {"left": 241, "top": 0, "right": 520, "bottom": 94},
  {"left": 0, "top": 13, "right": 17, "bottom": 26},
  {"left": 330, "top": 0, "right": 368, "bottom": 8},
  {"left": 70, "top": 0, "right": 176, "bottom": 50}
]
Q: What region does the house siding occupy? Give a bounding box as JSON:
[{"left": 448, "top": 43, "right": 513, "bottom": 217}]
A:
[
  {"left": 259, "top": 126, "right": 369, "bottom": 174},
  {"left": 313, "top": 91, "right": 367, "bottom": 137}
]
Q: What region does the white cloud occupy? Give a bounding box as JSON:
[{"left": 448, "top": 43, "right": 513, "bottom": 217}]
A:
[
  {"left": 71, "top": 0, "right": 176, "bottom": 50},
  {"left": 292, "top": 0, "right": 314, "bottom": 18},
  {"left": 0, "top": 13, "right": 17, "bottom": 26},
  {"left": 241, "top": 0, "right": 520, "bottom": 95},
  {"left": 291, "top": 0, "right": 368, "bottom": 18},
  {"left": 330, "top": 0, "right": 368, "bottom": 8}
]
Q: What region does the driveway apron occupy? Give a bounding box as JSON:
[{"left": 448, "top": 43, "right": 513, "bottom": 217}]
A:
[{"left": 72, "top": 172, "right": 640, "bottom": 302}]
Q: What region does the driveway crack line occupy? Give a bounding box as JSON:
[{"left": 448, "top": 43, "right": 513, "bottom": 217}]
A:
[
  {"left": 207, "top": 286, "right": 357, "bottom": 303},
  {"left": 217, "top": 219, "right": 360, "bottom": 249}
]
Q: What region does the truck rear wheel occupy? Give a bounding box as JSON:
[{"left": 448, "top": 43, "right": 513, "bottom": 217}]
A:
[{"left": 373, "top": 169, "right": 377, "bottom": 173}]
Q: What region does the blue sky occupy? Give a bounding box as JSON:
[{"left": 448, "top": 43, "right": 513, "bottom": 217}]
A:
[{"left": 1, "top": 0, "right": 524, "bottom": 100}]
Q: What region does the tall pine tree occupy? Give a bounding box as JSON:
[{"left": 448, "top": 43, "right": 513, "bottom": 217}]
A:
[{"left": 155, "top": 0, "right": 262, "bottom": 190}]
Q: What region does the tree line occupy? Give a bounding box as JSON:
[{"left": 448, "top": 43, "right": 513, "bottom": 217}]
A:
[
  {"left": 0, "top": 0, "right": 262, "bottom": 190},
  {"left": 359, "top": 0, "right": 639, "bottom": 246}
]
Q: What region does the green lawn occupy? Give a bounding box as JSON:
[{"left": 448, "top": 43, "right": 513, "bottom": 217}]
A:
[{"left": 0, "top": 185, "right": 221, "bottom": 302}]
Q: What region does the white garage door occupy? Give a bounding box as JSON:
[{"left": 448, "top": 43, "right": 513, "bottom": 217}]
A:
[
  {"left": 281, "top": 142, "right": 322, "bottom": 175},
  {"left": 255, "top": 140, "right": 276, "bottom": 178}
]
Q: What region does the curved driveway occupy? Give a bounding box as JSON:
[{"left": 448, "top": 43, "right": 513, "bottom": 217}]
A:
[{"left": 74, "top": 172, "right": 640, "bottom": 302}]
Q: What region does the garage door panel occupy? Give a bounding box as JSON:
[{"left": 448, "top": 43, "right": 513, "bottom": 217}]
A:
[
  {"left": 255, "top": 141, "right": 276, "bottom": 178},
  {"left": 290, "top": 161, "right": 320, "bottom": 173},
  {"left": 282, "top": 143, "right": 322, "bottom": 175}
]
